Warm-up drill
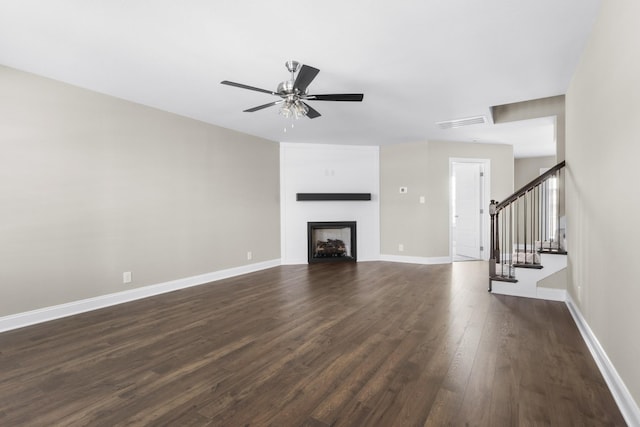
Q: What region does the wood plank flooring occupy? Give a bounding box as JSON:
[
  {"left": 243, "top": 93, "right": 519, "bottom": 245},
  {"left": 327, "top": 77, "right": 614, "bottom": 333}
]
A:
[{"left": 0, "top": 261, "right": 626, "bottom": 426}]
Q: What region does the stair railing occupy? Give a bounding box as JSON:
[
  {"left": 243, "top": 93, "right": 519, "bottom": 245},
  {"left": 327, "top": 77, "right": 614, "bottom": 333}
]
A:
[{"left": 489, "top": 161, "right": 566, "bottom": 290}]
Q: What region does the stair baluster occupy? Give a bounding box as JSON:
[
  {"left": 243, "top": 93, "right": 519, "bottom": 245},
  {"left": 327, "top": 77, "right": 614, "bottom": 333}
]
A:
[{"left": 489, "top": 161, "right": 566, "bottom": 290}]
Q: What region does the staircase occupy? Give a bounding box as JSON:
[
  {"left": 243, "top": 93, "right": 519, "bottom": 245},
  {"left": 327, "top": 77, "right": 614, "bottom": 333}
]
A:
[{"left": 489, "top": 161, "right": 567, "bottom": 300}]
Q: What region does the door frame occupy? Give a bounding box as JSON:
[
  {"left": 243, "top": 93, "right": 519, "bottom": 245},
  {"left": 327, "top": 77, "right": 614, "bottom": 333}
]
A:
[{"left": 449, "top": 158, "right": 491, "bottom": 261}]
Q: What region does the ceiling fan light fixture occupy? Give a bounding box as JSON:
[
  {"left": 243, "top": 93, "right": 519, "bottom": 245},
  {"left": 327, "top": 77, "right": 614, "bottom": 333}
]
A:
[
  {"left": 278, "top": 100, "right": 304, "bottom": 119},
  {"left": 279, "top": 102, "right": 292, "bottom": 118},
  {"left": 293, "top": 100, "right": 308, "bottom": 119},
  {"left": 279, "top": 99, "right": 308, "bottom": 119}
]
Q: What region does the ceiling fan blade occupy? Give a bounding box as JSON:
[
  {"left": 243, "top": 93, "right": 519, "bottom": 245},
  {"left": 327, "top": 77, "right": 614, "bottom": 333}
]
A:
[
  {"left": 294, "top": 65, "right": 320, "bottom": 93},
  {"left": 221, "top": 80, "right": 276, "bottom": 95},
  {"left": 243, "top": 101, "right": 282, "bottom": 112},
  {"left": 306, "top": 94, "right": 364, "bottom": 102},
  {"left": 302, "top": 102, "right": 321, "bottom": 119}
]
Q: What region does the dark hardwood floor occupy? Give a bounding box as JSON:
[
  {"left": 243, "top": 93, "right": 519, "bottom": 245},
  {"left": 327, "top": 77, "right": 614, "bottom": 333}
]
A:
[{"left": 0, "top": 261, "right": 626, "bottom": 426}]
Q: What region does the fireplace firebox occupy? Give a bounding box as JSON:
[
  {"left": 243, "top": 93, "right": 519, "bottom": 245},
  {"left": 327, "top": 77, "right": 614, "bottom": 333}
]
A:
[{"left": 307, "top": 221, "right": 357, "bottom": 263}]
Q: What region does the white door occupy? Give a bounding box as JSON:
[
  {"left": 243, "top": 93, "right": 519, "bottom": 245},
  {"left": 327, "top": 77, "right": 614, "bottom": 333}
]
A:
[{"left": 452, "top": 162, "right": 482, "bottom": 259}]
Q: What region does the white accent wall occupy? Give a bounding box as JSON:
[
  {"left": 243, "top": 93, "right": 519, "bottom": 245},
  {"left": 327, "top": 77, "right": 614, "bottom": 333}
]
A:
[{"left": 280, "top": 143, "right": 380, "bottom": 264}]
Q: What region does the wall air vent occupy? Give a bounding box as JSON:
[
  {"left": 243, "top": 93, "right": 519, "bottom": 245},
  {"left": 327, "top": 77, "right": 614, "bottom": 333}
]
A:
[{"left": 436, "top": 115, "right": 488, "bottom": 130}]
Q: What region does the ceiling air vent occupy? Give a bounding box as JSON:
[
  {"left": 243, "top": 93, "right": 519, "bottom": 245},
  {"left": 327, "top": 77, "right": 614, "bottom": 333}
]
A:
[{"left": 436, "top": 115, "right": 488, "bottom": 130}]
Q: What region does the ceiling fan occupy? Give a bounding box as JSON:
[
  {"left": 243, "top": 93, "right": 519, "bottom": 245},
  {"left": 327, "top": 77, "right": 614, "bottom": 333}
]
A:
[{"left": 221, "top": 60, "right": 364, "bottom": 119}]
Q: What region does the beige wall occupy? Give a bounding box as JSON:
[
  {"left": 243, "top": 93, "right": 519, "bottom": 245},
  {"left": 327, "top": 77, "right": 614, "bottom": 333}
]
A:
[
  {"left": 514, "top": 156, "right": 556, "bottom": 189},
  {"left": 492, "top": 95, "right": 565, "bottom": 161},
  {"left": 566, "top": 0, "right": 640, "bottom": 408},
  {"left": 0, "top": 66, "right": 280, "bottom": 317},
  {"left": 380, "top": 140, "right": 513, "bottom": 258},
  {"left": 380, "top": 142, "right": 430, "bottom": 256},
  {"left": 537, "top": 267, "right": 566, "bottom": 290}
]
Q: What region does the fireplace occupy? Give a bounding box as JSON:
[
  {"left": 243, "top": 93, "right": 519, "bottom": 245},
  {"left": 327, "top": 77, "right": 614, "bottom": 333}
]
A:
[{"left": 308, "top": 221, "right": 357, "bottom": 263}]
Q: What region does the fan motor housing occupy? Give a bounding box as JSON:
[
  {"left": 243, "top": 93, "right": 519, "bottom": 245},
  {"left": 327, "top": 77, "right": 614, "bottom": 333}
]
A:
[{"left": 277, "top": 80, "right": 296, "bottom": 95}]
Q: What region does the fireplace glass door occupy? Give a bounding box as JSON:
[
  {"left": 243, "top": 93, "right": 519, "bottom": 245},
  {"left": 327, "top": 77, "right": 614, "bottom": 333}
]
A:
[{"left": 307, "top": 221, "right": 356, "bottom": 263}]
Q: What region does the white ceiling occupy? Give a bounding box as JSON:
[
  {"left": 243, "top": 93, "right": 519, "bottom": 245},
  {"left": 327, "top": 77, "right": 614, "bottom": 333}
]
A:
[{"left": 0, "top": 0, "right": 601, "bottom": 157}]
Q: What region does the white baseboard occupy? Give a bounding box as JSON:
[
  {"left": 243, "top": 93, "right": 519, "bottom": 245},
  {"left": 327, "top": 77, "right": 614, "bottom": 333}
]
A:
[
  {"left": 279, "top": 260, "right": 307, "bottom": 265},
  {"left": 0, "top": 259, "right": 281, "bottom": 333},
  {"left": 566, "top": 294, "right": 640, "bottom": 426},
  {"left": 379, "top": 254, "right": 451, "bottom": 265}
]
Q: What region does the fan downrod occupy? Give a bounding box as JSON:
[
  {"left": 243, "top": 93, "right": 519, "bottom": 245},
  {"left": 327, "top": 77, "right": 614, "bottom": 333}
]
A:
[{"left": 278, "top": 60, "right": 301, "bottom": 95}]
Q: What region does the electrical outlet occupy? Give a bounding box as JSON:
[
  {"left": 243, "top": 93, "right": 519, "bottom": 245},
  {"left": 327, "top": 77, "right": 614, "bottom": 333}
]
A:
[
  {"left": 123, "top": 271, "right": 132, "bottom": 284},
  {"left": 398, "top": 244, "right": 404, "bottom": 252},
  {"left": 247, "top": 251, "right": 252, "bottom": 260},
  {"left": 399, "top": 187, "right": 408, "bottom": 194},
  {"left": 419, "top": 196, "right": 425, "bottom": 204}
]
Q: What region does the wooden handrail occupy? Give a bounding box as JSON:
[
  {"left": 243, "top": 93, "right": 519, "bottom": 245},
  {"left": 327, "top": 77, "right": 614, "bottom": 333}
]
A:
[{"left": 495, "top": 161, "right": 565, "bottom": 210}]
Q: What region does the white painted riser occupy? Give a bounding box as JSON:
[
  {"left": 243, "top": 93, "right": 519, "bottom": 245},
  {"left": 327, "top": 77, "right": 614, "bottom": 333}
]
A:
[{"left": 491, "top": 253, "right": 567, "bottom": 301}]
